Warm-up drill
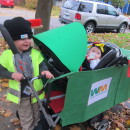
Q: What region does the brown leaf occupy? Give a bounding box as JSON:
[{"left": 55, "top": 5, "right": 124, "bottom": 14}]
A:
[
  {"left": 114, "top": 121, "right": 126, "bottom": 130},
  {"left": 126, "top": 120, "right": 130, "bottom": 127},
  {"left": 1, "top": 82, "right": 9, "bottom": 87},
  {"left": 15, "top": 128, "right": 22, "bottom": 130},
  {"left": 0, "top": 96, "right": 6, "bottom": 102},
  {"left": 54, "top": 125, "right": 62, "bottom": 130},
  {"left": 0, "top": 107, "right": 6, "bottom": 115},
  {"left": 3, "top": 109, "right": 13, "bottom": 117},
  {"left": 10, "top": 118, "right": 21, "bottom": 125},
  {"left": 0, "top": 88, "right": 2, "bottom": 92},
  {"left": 69, "top": 125, "right": 81, "bottom": 130}
]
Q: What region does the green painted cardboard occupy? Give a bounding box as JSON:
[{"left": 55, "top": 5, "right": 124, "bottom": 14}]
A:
[{"left": 33, "top": 22, "right": 87, "bottom": 72}]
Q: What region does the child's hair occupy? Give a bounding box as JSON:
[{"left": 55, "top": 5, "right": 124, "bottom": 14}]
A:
[
  {"left": 88, "top": 42, "right": 107, "bottom": 57},
  {"left": 4, "top": 17, "right": 33, "bottom": 41}
]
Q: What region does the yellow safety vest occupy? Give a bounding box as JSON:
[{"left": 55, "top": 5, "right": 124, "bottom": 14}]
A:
[{"left": 0, "top": 48, "right": 45, "bottom": 104}]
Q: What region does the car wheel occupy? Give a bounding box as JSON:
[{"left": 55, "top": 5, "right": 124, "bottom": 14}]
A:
[
  {"left": 85, "top": 22, "right": 95, "bottom": 34},
  {"left": 117, "top": 23, "right": 126, "bottom": 33}
]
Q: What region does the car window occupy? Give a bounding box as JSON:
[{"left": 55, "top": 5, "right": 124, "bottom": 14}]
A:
[
  {"left": 97, "top": 4, "right": 107, "bottom": 14},
  {"left": 79, "top": 2, "right": 93, "bottom": 13},
  {"left": 107, "top": 6, "right": 118, "bottom": 16},
  {"left": 63, "top": 0, "right": 80, "bottom": 11}
]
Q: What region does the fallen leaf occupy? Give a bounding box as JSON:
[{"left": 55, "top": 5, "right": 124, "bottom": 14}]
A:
[
  {"left": 1, "top": 82, "right": 9, "bottom": 87},
  {"left": 54, "top": 125, "right": 62, "bottom": 130},
  {"left": 10, "top": 118, "right": 21, "bottom": 125},
  {"left": 15, "top": 128, "right": 22, "bottom": 130},
  {"left": 69, "top": 125, "right": 81, "bottom": 130},
  {"left": 126, "top": 120, "right": 130, "bottom": 127},
  {"left": 0, "top": 88, "right": 2, "bottom": 92},
  {"left": 0, "top": 96, "right": 6, "bottom": 102},
  {"left": 3, "top": 109, "right": 13, "bottom": 117},
  {"left": 0, "top": 107, "right": 6, "bottom": 115}
]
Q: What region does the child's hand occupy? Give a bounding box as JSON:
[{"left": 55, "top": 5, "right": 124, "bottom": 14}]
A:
[
  {"left": 12, "top": 72, "right": 24, "bottom": 82},
  {"left": 41, "top": 71, "right": 54, "bottom": 79}
]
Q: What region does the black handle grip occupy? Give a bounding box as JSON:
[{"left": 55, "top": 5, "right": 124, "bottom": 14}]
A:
[
  {"left": 37, "top": 75, "right": 46, "bottom": 79},
  {"left": 0, "top": 24, "right": 18, "bottom": 54}
]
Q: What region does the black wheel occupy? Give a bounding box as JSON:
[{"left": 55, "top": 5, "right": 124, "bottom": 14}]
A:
[
  {"left": 117, "top": 23, "right": 126, "bottom": 33},
  {"left": 85, "top": 22, "right": 95, "bottom": 34}
]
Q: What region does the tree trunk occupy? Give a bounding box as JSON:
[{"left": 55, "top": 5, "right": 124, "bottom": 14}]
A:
[{"left": 34, "top": 0, "right": 53, "bottom": 34}]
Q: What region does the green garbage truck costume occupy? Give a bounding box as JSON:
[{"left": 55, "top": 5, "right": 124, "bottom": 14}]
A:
[{"left": 33, "top": 22, "right": 130, "bottom": 126}]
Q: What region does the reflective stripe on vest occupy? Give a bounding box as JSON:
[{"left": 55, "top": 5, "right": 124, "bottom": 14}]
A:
[
  {"left": 8, "top": 87, "right": 45, "bottom": 104},
  {"left": 7, "top": 93, "right": 19, "bottom": 104}
]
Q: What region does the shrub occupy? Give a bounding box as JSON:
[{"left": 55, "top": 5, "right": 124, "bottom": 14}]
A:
[{"left": 25, "top": 0, "right": 38, "bottom": 9}]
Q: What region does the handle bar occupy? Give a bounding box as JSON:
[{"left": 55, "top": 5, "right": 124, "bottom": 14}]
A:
[
  {"left": 30, "top": 75, "right": 46, "bottom": 84},
  {"left": 28, "top": 75, "right": 56, "bottom": 128}
]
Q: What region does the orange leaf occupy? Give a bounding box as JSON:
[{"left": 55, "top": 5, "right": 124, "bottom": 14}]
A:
[
  {"left": 0, "top": 88, "right": 2, "bottom": 92},
  {"left": 3, "top": 109, "right": 13, "bottom": 117},
  {"left": 1, "top": 82, "right": 9, "bottom": 87},
  {"left": 10, "top": 118, "right": 21, "bottom": 126},
  {"left": 15, "top": 128, "right": 22, "bottom": 130}
]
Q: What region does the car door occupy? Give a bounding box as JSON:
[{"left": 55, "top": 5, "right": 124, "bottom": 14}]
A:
[
  {"left": 105, "top": 5, "right": 120, "bottom": 29},
  {"left": 95, "top": 4, "right": 108, "bottom": 28}
]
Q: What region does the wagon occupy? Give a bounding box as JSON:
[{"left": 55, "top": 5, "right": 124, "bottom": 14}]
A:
[{"left": 0, "top": 22, "right": 130, "bottom": 129}]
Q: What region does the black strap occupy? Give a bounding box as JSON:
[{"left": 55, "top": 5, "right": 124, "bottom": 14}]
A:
[{"left": 44, "top": 83, "right": 52, "bottom": 106}]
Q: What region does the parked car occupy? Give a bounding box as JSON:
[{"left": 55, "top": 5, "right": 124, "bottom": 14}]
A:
[
  {"left": 59, "top": 0, "right": 129, "bottom": 33},
  {"left": 128, "top": 17, "right": 130, "bottom": 29},
  {"left": 0, "top": 0, "right": 14, "bottom": 8}
]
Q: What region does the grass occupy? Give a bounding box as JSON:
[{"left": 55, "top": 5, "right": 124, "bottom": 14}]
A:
[
  {"left": 51, "top": 6, "right": 61, "bottom": 17},
  {"left": 88, "top": 33, "right": 130, "bottom": 49}
]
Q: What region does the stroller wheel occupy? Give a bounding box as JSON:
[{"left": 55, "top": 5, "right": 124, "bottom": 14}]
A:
[{"left": 97, "top": 119, "right": 109, "bottom": 130}]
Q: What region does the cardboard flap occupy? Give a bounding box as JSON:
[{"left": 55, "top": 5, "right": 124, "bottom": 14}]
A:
[{"left": 33, "top": 22, "right": 87, "bottom": 72}]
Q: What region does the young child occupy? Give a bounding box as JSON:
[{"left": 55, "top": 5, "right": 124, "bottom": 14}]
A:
[
  {"left": 81, "top": 43, "right": 105, "bottom": 71},
  {"left": 0, "top": 17, "right": 54, "bottom": 130}
]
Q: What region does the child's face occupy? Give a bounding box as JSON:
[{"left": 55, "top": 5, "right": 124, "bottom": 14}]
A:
[
  {"left": 14, "top": 38, "right": 32, "bottom": 53},
  {"left": 88, "top": 46, "right": 101, "bottom": 60}
]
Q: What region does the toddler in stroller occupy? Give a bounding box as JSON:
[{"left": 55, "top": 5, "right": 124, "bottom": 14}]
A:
[{"left": 81, "top": 41, "right": 127, "bottom": 71}]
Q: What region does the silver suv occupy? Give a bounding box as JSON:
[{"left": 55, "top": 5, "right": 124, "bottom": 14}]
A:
[{"left": 59, "top": 0, "right": 129, "bottom": 33}]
